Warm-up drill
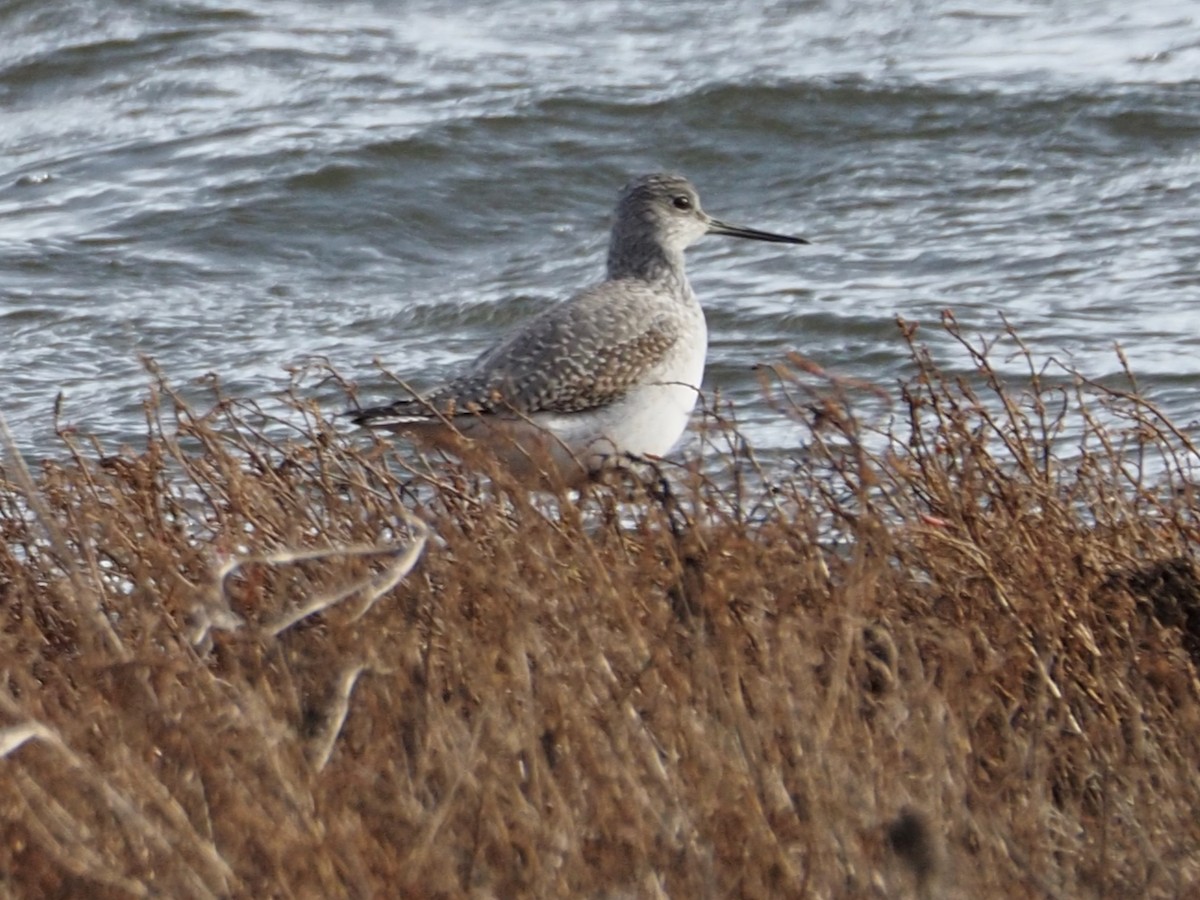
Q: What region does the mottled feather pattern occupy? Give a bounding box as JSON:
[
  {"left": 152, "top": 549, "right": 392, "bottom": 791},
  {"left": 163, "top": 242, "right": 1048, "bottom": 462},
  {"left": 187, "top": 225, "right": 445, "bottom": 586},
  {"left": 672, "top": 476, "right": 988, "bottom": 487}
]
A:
[{"left": 356, "top": 279, "right": 683, "bottom": 421}]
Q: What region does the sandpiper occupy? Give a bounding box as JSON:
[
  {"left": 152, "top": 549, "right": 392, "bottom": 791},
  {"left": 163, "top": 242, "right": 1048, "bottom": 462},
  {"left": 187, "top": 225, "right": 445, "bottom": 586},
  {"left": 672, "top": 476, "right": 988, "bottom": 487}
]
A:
[{"left": 352, "top": 173, "right": 807, "bottom": 481}]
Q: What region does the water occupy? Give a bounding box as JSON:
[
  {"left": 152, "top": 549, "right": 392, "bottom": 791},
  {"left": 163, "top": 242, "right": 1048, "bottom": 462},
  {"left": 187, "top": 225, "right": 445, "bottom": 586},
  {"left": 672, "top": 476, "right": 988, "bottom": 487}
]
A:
[{"left": 2, "top": 0, "right": 1198, "bottom": 464}]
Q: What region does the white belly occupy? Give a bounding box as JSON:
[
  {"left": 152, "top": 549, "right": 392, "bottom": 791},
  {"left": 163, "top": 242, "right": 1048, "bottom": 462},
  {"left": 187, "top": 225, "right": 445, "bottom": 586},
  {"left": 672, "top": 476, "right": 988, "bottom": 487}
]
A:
[{"left": 535, "top": 309, "right": 708, "bottom": 467}]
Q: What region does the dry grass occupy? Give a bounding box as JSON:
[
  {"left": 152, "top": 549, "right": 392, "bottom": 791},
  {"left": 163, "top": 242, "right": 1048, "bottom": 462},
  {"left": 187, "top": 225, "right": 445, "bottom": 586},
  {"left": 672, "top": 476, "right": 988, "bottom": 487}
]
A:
[{"left": 1, "top": 318, "right": 1199, "bottom": 898}]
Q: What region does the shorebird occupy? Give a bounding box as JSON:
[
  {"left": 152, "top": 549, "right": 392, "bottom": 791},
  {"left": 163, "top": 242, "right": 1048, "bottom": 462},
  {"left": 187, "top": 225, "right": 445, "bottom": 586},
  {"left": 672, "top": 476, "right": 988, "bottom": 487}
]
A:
[{"left": 351, "top": 173, "right": 807, "bottom": 482}]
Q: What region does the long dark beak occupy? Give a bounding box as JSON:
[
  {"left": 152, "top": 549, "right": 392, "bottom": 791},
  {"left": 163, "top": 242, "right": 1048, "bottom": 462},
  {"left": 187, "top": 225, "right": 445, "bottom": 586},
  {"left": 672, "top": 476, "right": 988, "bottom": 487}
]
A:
[{"left": 707, "top": 217, "right": 809, "bottom": 245}]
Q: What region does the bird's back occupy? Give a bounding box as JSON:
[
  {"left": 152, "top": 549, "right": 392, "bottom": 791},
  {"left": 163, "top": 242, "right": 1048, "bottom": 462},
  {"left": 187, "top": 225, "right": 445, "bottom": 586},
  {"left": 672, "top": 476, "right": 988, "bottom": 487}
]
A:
[{"left": 359, "top": 275, "right": 700, "bottom": 423}]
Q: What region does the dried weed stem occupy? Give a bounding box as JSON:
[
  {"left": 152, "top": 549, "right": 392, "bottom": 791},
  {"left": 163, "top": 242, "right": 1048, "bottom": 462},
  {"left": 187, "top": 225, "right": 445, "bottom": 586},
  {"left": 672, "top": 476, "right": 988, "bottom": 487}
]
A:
[{"left": 0, "top": 322, "right": 1197, "bottom": 897}]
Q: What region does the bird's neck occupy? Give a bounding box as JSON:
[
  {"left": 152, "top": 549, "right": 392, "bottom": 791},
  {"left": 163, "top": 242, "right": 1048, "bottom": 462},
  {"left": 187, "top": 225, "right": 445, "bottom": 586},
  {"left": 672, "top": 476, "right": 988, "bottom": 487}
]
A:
[{"left": 607, "top": 238, "right": 688, "bottom": 289}]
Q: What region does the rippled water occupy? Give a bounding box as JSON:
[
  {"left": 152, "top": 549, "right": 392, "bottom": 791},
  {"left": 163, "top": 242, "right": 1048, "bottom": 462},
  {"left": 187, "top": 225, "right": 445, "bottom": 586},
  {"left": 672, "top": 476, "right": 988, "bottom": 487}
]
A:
[{"left": 2, "top": 0, "right": 1198, "bottom": 462}]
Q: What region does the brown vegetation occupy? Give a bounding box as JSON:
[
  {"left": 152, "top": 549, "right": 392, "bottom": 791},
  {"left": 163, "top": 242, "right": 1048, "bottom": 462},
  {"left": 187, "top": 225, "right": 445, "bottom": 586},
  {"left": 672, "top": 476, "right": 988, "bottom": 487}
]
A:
[{"left": 1, "top": 318, "right": 1198, "bottom": 898}]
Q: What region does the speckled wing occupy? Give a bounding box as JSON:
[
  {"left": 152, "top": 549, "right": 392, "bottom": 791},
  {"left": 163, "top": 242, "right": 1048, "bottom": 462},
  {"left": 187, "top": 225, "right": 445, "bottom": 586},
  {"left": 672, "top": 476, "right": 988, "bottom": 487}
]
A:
[{"left": 352, "top": 280, "right": 683, "bottom": 425}]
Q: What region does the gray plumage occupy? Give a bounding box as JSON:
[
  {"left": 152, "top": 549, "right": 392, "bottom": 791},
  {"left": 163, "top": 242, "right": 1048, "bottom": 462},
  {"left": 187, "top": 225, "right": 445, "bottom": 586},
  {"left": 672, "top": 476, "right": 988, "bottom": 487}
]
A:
[{"left": 361, "top": 281, "right": 682, "bottom": 421}]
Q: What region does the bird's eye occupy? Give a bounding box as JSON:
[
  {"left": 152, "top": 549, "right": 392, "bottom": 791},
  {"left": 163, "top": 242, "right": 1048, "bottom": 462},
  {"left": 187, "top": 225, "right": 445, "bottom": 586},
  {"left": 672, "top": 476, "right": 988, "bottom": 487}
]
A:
[{"left": 672, "top": 195, "right": 692, "bottom": 210}]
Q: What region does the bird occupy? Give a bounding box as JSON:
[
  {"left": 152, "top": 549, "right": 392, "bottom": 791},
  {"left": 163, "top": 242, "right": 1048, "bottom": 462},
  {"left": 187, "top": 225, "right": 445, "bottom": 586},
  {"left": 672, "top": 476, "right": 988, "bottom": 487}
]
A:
[{"left": 350, "top": 173, "right": 807, "bottom": 483}]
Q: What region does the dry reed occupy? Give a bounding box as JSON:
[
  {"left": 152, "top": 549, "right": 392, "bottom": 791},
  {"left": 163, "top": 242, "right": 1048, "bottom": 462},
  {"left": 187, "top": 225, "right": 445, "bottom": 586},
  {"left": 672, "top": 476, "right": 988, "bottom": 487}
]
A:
[{"left": 0, "top": 318, "right": 1198, "bottom": 898}]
